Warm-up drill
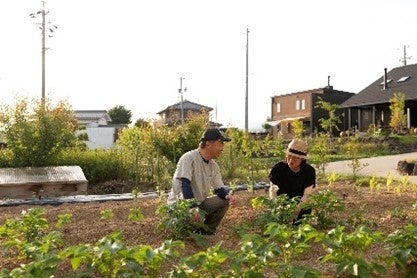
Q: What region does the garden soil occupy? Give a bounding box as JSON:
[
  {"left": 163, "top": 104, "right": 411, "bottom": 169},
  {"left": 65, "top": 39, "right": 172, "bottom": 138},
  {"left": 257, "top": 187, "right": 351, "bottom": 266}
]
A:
[{"left": 0, "top": 180, "right": 417, "bottom": 277}]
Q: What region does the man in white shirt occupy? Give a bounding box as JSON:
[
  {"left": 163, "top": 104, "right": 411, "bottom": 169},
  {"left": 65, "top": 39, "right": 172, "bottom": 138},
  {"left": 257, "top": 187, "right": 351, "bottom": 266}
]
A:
[{"left": 167, "top": 128, "right": 236, "bottom": 235}]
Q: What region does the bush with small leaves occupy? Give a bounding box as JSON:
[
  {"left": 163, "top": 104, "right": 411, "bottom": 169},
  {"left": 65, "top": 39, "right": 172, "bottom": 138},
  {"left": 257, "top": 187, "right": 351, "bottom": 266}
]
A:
[
  {"left": 227, "top": 223, "right": 322, "bottom": 277},
  {"left": 156, "top": 199, "right": 207, "bottom": 240},
  {"left": 100, "top": 209, "right": 114, "bottom": 220},
  {"left": 169, "top": 243, "right": 229, "bottom": 277},
  {"left": 384, "top": 223, "right": 417, "bottom": 275},
  {"left": 302, "top": 189, "right": 345, "bottom": 229},
  {"left": 251, "top": 194, "right": 299, "bottom": 229},
  {"left": 55, "top": 213, "right": 73, "bottom": 229},
  {"left": 59, "top": 231, "right": 184, "bottom": 277},
  {"left": 128, "top": 207, "right": 144, "bottom": 222},
  {"left": 320, "top": 225, "right": 386, "bottom": 277}
]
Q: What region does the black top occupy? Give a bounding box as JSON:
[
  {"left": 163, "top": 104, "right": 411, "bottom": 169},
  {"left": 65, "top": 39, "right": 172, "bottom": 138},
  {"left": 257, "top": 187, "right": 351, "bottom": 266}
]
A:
[{"left": 269, "top": 161, "right": 316, "bottom": 199}]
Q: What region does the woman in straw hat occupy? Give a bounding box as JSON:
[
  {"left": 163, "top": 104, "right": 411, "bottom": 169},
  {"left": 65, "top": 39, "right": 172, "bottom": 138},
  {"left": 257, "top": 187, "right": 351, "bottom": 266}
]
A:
[{"left": 268, "top": 138, "right": 316, "bottom": 224}]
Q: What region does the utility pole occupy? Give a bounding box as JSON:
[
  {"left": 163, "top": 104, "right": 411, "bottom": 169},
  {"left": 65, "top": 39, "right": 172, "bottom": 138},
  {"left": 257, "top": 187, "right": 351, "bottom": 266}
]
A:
[
  {"left": 178, "top": 77, "right": 186, "bottom": 125},
  {"left": 41, "top": 7, "right": 46, "bottom": 104},
  {"left": 399, "top": 45, "right": 411, "bottom": 66},
  {"left": 245, "top": 28, "right": 249, "bottom": 133},
  {"left": 30, "top": 0, "right": 57, "bottom": 105}
]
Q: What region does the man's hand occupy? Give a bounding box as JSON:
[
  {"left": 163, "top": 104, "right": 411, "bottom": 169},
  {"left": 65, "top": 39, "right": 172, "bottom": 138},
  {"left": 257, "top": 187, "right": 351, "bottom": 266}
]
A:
[
  {"left": 294, "top": 206, "right": 301, "bottom": 219},
  {"left": 225, "top": 194, "right": 236, "bottom": 206},
  {"left": 189, "top": 207, "right": 204, "bottom": 224}
]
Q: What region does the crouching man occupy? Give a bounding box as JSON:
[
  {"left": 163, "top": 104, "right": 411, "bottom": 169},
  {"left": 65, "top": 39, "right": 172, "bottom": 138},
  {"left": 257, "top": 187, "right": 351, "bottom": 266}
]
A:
[{"left": 167, "top": 128, "right": 236, "bottom": 235}]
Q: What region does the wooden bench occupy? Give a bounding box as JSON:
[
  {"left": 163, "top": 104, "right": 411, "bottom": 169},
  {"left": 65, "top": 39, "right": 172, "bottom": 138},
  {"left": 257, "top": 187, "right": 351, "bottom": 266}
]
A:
[{"left": 0, "top": 166, "right": 88, "bottom": 199}]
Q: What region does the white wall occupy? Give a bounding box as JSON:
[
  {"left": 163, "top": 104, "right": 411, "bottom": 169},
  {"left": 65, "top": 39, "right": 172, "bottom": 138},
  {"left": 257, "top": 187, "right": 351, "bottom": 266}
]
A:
[{"left": 84, "top": 127, "right": 116, "bottom": 149}]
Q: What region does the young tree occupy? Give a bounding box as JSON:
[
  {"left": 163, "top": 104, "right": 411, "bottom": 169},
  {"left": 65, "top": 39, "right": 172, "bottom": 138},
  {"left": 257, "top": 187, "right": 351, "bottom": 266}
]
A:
[
  {"left": 291, "top": 118, "right": 304, "bottom": 139},
  {"left": 108, "top": 105, "right": 132, "bottom": 125},
  {"left": 389, "top": 92, "right": 407, "bottom": 134},
  {"left": 151, "top": 113, "right": 209, "bottom": 164},
  {"left": 309, "top": 132, "right": 331, "bottom": 176},
  {"left": 0, "top": 97, "right": 78, "bottom": 167},
  {"left": 315, "top": 98, "right": 342, "bottom": 137}
]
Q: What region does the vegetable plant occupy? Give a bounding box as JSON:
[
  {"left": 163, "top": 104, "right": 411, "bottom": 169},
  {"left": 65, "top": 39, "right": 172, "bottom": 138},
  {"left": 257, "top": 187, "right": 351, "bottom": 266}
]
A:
[
  {"left": 156, "top": 199, "right": 207, "bottom": 240},
  {"left": 385, "top": 223, "right": 417, "bottom": 275},
  {"left": 320, "top": 225, "right": 387, "bottom": 277}
]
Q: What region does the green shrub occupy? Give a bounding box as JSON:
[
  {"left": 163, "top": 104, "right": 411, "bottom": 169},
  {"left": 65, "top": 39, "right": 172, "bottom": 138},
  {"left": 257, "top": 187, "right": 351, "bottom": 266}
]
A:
[
  {"left": 0, "top": 97, "right": 78, "bottom": 167},
  {"left": 396, "top": 134, "right": 417, "bottom": 149},
  {"left": 251, "top": 195, "right": 299, "bottom": 229},
  {"left": 156, "top": 199, "right": 207, "bottom": 240},
  {"left": 320, "top": 225, "right": 386, "bottom": 277},
  {"left": 0, "top": 149, "right": 13, "bottom": 168},
  {"left": 385, "top": 223, "right": 417, "bottom": 273},
  {"left": 56, "top": 148, "right": 127, "bottom": 185},
  {"left": 303, "top": 189, "right": 345, "bottom": 229}
]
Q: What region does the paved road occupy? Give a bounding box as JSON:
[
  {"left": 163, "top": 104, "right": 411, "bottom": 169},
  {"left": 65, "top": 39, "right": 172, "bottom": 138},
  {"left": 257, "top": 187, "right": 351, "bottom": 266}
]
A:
[{"left": 326, "top": 152, "right": 417, "bottom": 184}]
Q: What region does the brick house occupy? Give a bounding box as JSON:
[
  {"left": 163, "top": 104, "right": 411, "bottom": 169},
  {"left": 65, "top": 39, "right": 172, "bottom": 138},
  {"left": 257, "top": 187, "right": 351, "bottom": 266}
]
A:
[
  {"left": 269, "top": 86, "right": 354, "bottom": 139},
  {"left": 340, "top": 63, "right": 417, "bottom": 132}
]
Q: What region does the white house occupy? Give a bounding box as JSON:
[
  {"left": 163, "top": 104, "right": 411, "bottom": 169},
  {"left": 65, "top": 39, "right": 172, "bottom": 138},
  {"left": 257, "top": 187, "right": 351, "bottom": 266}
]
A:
[
  {"left": 74, "top": 110, "right": 125, "bottom": 150},
  {"left": 74, "top": 110, "right": 111, "bottom": 126}
]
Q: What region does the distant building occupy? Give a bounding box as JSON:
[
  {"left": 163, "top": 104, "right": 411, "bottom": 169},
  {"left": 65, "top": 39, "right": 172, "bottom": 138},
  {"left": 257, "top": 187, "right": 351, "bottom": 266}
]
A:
[
  {"left": 74, "top": 110, "right": 111, "bottom": 126},
  {"left": 155, "top": 99, "right": 221, "bottom": 127},
  {"left": 340, "top": 63, "right": 417, "bottom": 132},
  {"left": 269, "top": 86, "right": 354, "bottom": 139},
  {"left": 74, "top": 110, "right": 126, "bottom": 149}
]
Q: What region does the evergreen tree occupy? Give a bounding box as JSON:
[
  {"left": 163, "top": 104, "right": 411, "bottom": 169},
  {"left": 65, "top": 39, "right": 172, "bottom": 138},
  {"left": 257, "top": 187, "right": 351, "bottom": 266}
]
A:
[{"left": 108, "top": 105, "right": 132, "bottom": 124}]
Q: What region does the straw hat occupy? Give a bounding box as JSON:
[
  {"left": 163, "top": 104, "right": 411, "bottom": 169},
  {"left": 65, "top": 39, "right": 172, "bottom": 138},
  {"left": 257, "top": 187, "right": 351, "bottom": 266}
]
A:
[{"left": 286, "top": 139, "right": 308, "bottom": 159}]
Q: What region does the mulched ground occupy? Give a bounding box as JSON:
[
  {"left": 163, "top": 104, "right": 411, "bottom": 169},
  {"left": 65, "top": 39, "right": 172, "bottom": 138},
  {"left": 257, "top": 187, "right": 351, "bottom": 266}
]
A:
[{"left": 0, "top": 180, "right": 417, "bottom": 277}]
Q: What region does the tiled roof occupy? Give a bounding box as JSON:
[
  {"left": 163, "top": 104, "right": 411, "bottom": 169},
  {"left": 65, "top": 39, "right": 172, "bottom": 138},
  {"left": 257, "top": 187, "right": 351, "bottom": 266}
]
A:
[
  {"left": 74, "top": 110, "right": 111, "bottom": 122},
  {"left": 158, "top": 100, "right": 213, "bottom": 114},
  {"left": 341, "top": 63, "right": 417, "bottom": 108}
]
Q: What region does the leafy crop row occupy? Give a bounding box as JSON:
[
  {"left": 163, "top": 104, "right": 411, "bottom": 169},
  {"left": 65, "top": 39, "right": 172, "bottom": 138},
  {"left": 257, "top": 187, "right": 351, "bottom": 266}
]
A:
[{"left": 1, "top": 188, "right": 417, "bottom": 277}]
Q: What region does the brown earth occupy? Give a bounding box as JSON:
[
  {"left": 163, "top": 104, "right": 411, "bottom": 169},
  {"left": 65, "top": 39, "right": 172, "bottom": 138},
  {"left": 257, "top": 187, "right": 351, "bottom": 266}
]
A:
[{"left": 0, "top": 181, "right": 417, "bottom": 277}]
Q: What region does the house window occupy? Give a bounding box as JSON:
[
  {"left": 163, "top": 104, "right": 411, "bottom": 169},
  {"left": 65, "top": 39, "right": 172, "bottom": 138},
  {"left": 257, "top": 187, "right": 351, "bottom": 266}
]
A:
[
  {"left": 301, "top": 99, "right": 305, "bottom": 110},
  {"left": 398, "top": 76, "right": 410, "bottom": 82},
  {"left": 276, "top": 102, "right": 281, "bottom": 113},
  {"left": 296, "top": 100, "right": 300, "bottom": 110}
]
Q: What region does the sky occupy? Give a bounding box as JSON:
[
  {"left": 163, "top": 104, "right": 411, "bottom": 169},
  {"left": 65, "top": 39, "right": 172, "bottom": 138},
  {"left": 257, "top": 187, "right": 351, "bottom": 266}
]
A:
[{"left": 1, "top": 0, "right": 416, "bottom": 130}]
